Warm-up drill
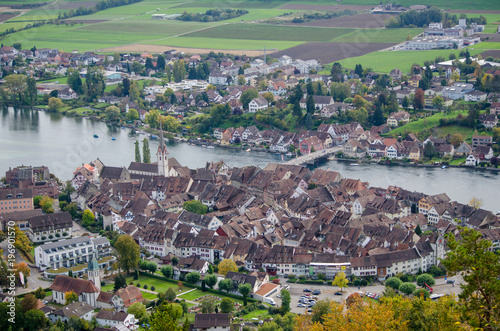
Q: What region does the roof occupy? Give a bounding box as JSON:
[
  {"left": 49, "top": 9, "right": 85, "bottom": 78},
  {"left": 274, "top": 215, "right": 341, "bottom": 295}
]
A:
[
  {"left": 254, "top": 283, "right": 279, "bottom": 296},
  {"left": 39, "top": 236, "right": 92, "bottom": 251},
  {"left": 97, "top": 291, "right": 113, "bottom": 303},
  {"left": 51, "top": 302, "right": 94, "bottom": 318},
  {"left": 194, "top": 314, "right": 231, "bottom": 328},
  {"left": 128, "top": 162, "right": 158, "bottom": 173},
  {"left": 95, "top": 310, "right": 130, "bottom": 322},
  {"left": 226, "top": 271, "right": 257, "bottom": 289},
  {"left": 0, "top": 188, "right": 33, "bottom": 200},
  {"left": 113, "top": 286, "right": 143, "bottom": 307},
  {"left": 50, "top": 275, "right": 100, "bottom": 294},
  {"left": 29, "top": 212, "right": 72, "bottom": 232}
]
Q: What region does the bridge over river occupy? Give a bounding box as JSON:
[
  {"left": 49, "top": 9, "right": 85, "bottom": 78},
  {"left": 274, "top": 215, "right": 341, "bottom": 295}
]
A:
[{"left": 284, "top": 146, "right": 343, "bottom": 166}]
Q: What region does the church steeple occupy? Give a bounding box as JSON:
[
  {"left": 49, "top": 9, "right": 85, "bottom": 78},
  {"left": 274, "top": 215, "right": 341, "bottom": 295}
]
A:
[
  {"left": 156, "top": 119, "right": 169, "bottom": 176},
  {"left": 87, "top": 254, "right": 101, "bottom": 291}
]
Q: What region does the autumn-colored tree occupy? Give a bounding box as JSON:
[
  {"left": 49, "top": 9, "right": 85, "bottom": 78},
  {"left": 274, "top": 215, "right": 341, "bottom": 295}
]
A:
[
  {"left": 13, "top": 226, "right": 32, "bottom": 254},
  {"left": 413, "top": 88, "right": 425, "bottom": 111},
  {"left": 345, "top": 292, "right": 362, "bottom": 308},
  {"left": 114, "top": 234, "right": 140, "bottom": 274},
  {"left": 218, "top": 259, "right": 237, "bottom": 276},
  {"left": 468, "top": 197, "right": 483, "bottom": 210},
  {"left": 21, "top": 293, "right": 38, "bottom": 313},
  {"left": 449, "top": 133, "right": 464, "bottom": 147},
  {"left": 65, "top": 291, "right": 78, "bottom": 305},
  {"left": 33, "top": 287, "right": 46, "bottom": 299},
  {"left": 332, "top": 271, "right": 348, "bottom": 291},
  {"left": 40, "top": 196, "right": 54, "bottom": 213},
  {"left": 14, "top": 262, "right": 31, "bottom": 285}
]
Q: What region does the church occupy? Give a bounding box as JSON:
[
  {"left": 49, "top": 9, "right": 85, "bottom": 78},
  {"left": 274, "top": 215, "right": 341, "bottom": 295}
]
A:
[{"left": 127, "top": 127, "right": 188, "bottom": 177}]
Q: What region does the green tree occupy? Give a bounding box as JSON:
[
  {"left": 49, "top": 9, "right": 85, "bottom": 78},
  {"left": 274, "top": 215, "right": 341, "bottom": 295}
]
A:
[
  {"left": 332, "top": 271, "right": 348, "bottom": 291},
  {"left": 306, "top": 94, "right": 315, "bottom": 114},
  {"left": 26, "top": 77, "right": 37, "bottom": 108},
  {"left": 399, "top": 282, "right": 416, "bottom": 295},
  {"left": 33, "top": 195, "right": 42, "bottom": 208},
  {"left": 330, "top": 62, "right": 343, "bottom": 82},
  {"left": 157, "top": 55, "right": 166, "bottom": 71},
  {"left": 416, "top": 274, "right": 435, "bottom": 287},
  {"left": 143, "top": 138, "right": 151, "bottom": 163},
  {"left": 145, "top": 57, "right": 154, "bottom": 70},
  {"left": 33, "top": 287, "right": 46, "bottom": 300},
  {"left": 238, "top": 283, "right": 252, "bottom": 306},
  {"left": 85, "top": 66, "right": 105, "bottom": 102},
  {"left": 442, "top": 227, "right": 500, "bottom": 330},
  {"left": 5, "top": 74, "right": 27, "bottom": 105},
  {"left": 311, "top": 300, "right": 332, "bottom": 324},
  {"left": 200, "top": 297, "right": 216, "bottom": 313},
  {"left": 281, "top": 289, "right": 291, "bottom": 314},
  {"left": 114, "top": 274, "right": 127, "bottom": 292},
  {"left": 219, "top": 297, "right": 234, "bottom": 314},
  {"left": 183, "top": 200, "right": 208, "bottom": 214},
  {"left": 161, "top": 115, "right": 181, "bottom": 132},
  {"left": 402, "top": 95, "right": 410, "bottom": 111},
  {"left": 24, "top": 309, "right": 48, "bottom": 330},
  {"left": 204, "top": 274, "right": 218, "bottom": 288},
  {"left": 172, "top": 60, "right": 186, "bottom": 82},
  {"left": 160, "top": 265, "right": 173, "bottom": 278},
  {"left": 165, "top": 287, "right": 177, "bottom": 302},
  {"left": 67, "top": 70, "right": 83, "bottom": 94},
  {"left": 48, "top": 97, "right": 64, "bottom": 112},
  {"left": 149, "top": 303, "right": 184, "bottom": 331},
  {"left": 423, "top": 142, "right": 437, "bottom": 158},
  {"left": 415, "top": 224, "right": 422, "bottom": 236},
  {"left": 128, "top": 302, "right": 147, "bottom": 319},
  {"left": 432, "top": 96, "right": 445, "bottom": 113},
  {"left": 135, "top": 140, "right": 141, "bottom": 162},
  {"left": 186, "top": 272, "right": 201, "bottom": 284},
  {"left": 385, "top": 277, "right": 403, "bottom": 290},
  {"left": 218, "top": 259, "right": 238, "bottom": 276},
  {"left": 218, "top": 278, "right": 233, "bottom": 293},
  {"left": 147, "top": 261, "right": 157, "bottom": 274},
  {"left": 413, "top": 288, "right": 430, "bottom": 299},
  {"left": 105, "top": 105, "right": 121, "bottom": 122},
  {"left": 65, "top": 291, "right": 78, "bottom": 305},
  {"left": 240, "top": 88, "right": 259, "bottom": 109},
  {"left": 81, "top": 209, "right": 95, "bottom": 227},
  {"left": 40, "top": 196, "right": 54, "bottom": 213},
  {"left": 127, "top": 108, "right": 139, "bottom": 121},
  {"left": 114, "top": 235, "right": 140, "bottom": 274}
]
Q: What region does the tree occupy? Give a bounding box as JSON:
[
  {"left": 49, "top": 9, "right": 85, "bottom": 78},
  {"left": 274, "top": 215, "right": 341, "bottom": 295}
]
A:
[
  {"left": 306, "top": 94, "right": 315, "bottom": 114},
  {"left": 186, "top": 272, "right": 201, "bottom": 284},
  {"left": 401, "top": 95, "right": 410, "bottom": 111},
  {"left": 114, "top": 274, "right": 127, "bottom": 292},
  {"left": 65, "top": 291, "right": 78, "bottom": 305},
  {"left": 237, "top": 75, "right": 246, "bottom": 86},
  {"left": 432, "top": 96, "right": 445, "bottom": 113},
  {"left": 68, "top": 70, "right": 83, "bottom": 94},
  {"left": 416, "top": 274, "right": 435, "bottom": 287},
  {"left": 85, "top": 66, "right": 106, "bottom": 101},
  {"left": 238, "top": 283, "right": 251, "bottom": 306},
  {"left": 160, "top": 265, "right": 173, "bottom": 278},
  {"left": 145, "top": 57, "right": 154, "bottom": 70},
  {"left": 451, "top": 70, "right": 460, "bottom": 82},
  {"left": 371, "top": 105, "right": 385, "bottom": 126},
  {"left": 218, "top": 259, "right": 238, "bottom": 276},
  {"left": 204, "top": 274, "right": 218, "bottom": 288},
  {"left": 399, "top": 282, "right": 416, "bottom": 295},
  {"left": 413, "top": 88, "right": 425, "bottom": 111},
  {"left": 311, "top": 300, "right": 332, "bottom": 323},
  {"left": 385, "top": 277, "right": 403, "bottom": 290},
  {"left": 303, "top": 112, "right": 313, "bottom": 129},
  {"left": 147, "top": 261, "right": 158, "bottom": 274},
  {"left": 127, "top": 108, "right": 139, "bottom": 121},
  {"left": 413, "top": 288, "right": 430, "bottom": 299},
  {"left": 24, "top": 310, "right": 48, "bottom": 330},
  {"left": 450, "top": 133, "right": 464, "bottom": 147},
  {"left": 33, "top": 195, "right": 42, "bottom": 208},
  {"left": 5, "top": 74, "right": 27, "bottom": 104},
  {"left": 280, "top": 289, "right": 291, "bottom": 314},
  {"left": 135, "top": 140, "right": 141, "bottom": 162},
  {"left": 105, "top": 105, "right": 121, "bottom": 122},
  {"left": 21, "top": 293, "right": 38, "bottom": 313},
  {"left": 157, "top": 55, "right": 166, "bottom": 71},
  {"left": 332, "top": 271, "right": 348, "bottom": 291},
  {"left": 468, "top": 197, "right": 483, "bottom": 209},
  {"left": 442, "top": 227, "right": 500, "bottom": 330},
  {"left": 143, "top": 138, "right": 151, "bottom": 163},
  {"left": 330, "top": 62, "right": 343, "bottom": 82},
  {"left": 161, "top": 115, "right": 181, "bottom": 132},
  {"left": 114, "top": 235, "right": 140, "bottom": 274},
  {"left": 218, "top": 278, "right": 233, "bottom": 293},
  {"left": 354, "top": 63, "right": 363, "bottom": 77},
  {"left": 48, "top": 97, "right": 64, "bottom": 112},
  {"left": 200, "top": 297, "right": 216, "bottom": 313},
  {"left": 81, "top": 209, "right": 95, "bottom": 227},
  {"left": 172, "top": 60, "right": 186, "bottom": 82},
  {"left": 165, "top": 287, "right": 177, "bottom": 302},
  {"left": 423, "top": 142, "right": 436, "bottom": 158},
  {"left": 128, "top": 302, "right": 147, "bottom": 320},
  {"left": 415, "top": 224, "right": 422, "bottom": 236},
  {"left": 240, "top": 88, "right": 258, "bottom": 109},
  {"left": 26, "top": 77, "right": 37, "bottom": 108},
  {"left": 219, "top": 297, "right": 234, "bottom": 314},
  {"left": 13, "top": 226, "right": 32, "bottom": 254},
  {"left": 183, "top": 200, "right": 208, "bottom": 214},
  {"left": 33, "top": 287, "right": 46, "bottom": 300},
  {"left": 149, "top": 303, "right": 184, "bottom": 331},
  {"left": 172, "top": 256, "right": 179, "bottom": 266}
]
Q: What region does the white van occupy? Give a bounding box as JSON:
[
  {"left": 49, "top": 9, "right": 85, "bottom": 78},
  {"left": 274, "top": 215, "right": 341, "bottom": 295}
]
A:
[{"left": 264, "top": 297, "right": 276, "bottom": 305}]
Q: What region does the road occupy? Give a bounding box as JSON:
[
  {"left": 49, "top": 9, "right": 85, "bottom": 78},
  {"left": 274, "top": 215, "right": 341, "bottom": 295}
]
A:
[{"left": 274, "top": 276, "right": 464, "bottom": 314}]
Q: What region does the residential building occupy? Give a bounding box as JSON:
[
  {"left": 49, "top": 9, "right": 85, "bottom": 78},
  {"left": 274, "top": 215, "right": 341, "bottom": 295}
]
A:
[
  {"left": 387, "top": 111, "right": 410, "bottom": 127},
  {"left": 193, "top": 314, "right": 231, "bottom": 331},
  {"left": 471, "top": 135, "right": 492, "bottom": 148},
  {"left": 299, "top": 136, "right": 323, "bottom": 154},
  {"left": 479, "top": 114, "right": 498, "bottom": 128},
  {"left": 48, "top": 302, "right": 94, "bottom": 324},
  {"left": 95, "top": 310, "right": 137, "bottom": 329},
  {"left": 28, "top": 211, "right": 73, "bottom": 243},
  {"left": 464, "top": 90, "right": 487, "bottom": 102},
  {"left": 111, "top": 285, "right": 144, "bottom": 311},
  {"left": 0, "top": 188, "right": 33, "bottom": 215},
  {"left": 248, "top": 96, "right": 268, "bottom": 113}
]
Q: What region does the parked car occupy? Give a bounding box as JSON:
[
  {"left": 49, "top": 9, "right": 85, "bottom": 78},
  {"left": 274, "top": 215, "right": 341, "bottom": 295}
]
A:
[
  {"left": 312, "top": 290, "right": 321, "bottom": 295},
  {"left": 297, "top": 303, "right": 306, "bottom": 307},
  {"left": 446, "top": 279, "right": 455, "bottom": 284},
  {"left": 303, "top": 289, "right": 312, "bottom": 292},
  {"left": 334, "top": 292, "right": 343, "bottom": 296},
  {"left": 307, "top": 308, "right": 313, "bottom": 312}
]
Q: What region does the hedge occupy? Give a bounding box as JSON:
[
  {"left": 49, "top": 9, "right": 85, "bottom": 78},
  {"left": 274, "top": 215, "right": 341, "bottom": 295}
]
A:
[{"left": 15, "top": 287, "right": 51, "bottom": 298}]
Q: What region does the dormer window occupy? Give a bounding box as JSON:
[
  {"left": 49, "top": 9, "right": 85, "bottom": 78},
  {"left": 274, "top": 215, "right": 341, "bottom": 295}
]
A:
[{"left": 16, "top": 193, "right": 23, "bottom": 198}]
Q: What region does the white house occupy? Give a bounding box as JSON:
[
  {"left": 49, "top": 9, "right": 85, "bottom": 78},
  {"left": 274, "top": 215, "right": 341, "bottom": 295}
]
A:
[
  {"left": 466, "top": 154, "right": 478, "bottom": 166},
  {"left": 35, "top": 236, "right": 94, "bottom": 270},
  {"left": 248, "top": 96, "right": 268, "bottom": 113},
  {"left": 48, "top": 302, "right": 94, "bottom": 324},
  {"left": 192, "top": 314, "right": 231, "bottom": 331},
  {"left": 95, "top": 310, "right": 138, "bottom": 330}
]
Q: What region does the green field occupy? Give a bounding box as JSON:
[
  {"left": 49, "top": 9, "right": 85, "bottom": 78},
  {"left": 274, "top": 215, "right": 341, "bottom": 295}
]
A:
[
  {"left": 243, "top": 309, "right": 269, "bottom": 320},
  {"left": 468, "top": 42, "right": 500, "bottom": 50},
  {"left": 178, "top": 289, "right": 245, "bottom": 305},
  {"left": 140, "top": 291, "right": 158, "bottom": 300},
  {"left": 185, "top": 24, "right": 354, "bottom": 42},
  {"left": 332, "top": 28, "right": 424, "bottom": 43},
  {"left": 319, "top": 0, "right": 500, "bottom": 10},
  {"left": 337, "top": 48, "right": 484, "bottom": 73},
  {"left": 433, "top": 125, "right": 475, "bottom": 140},
  {"left": 146, "top": 36, "right": 302, "bottom": 50},
  {"left": 100, "top": 275, "right": 193, "bottom": 294},
  {"left": 387, "top": 110, "right": 469, "bottom": 136}
]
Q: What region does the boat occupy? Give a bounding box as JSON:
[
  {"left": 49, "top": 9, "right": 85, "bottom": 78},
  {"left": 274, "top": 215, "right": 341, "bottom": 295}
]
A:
[
  {"left": 350, "top": 163, "right": 359, "bottom": 166},
  {"left": 275, "top": 153, "right": 281, "bottom": 156},
  {"left": 246, "top": 148, "right": 251, "bottom": 152},
  {"left": 111, "top": 137, "right": 116, "bottom": 141},
  {"left": 207, "top": 146, "right": 215, "bottom": 149},
  {"left": 202, "top": 145, "right": 207, "bottom": 148},
  {"left": 93, "top": 134, "right": 98, "bottom": 138},
  {"left": 442, "top": 165, "right": 447, "bottom": 169},
  {"left": 150, "top": 135, "right": 158, "bottom": 140}
]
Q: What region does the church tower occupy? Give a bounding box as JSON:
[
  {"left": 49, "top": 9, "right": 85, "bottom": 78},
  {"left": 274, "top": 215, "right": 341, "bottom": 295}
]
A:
[
  {"left": 87, "top": 255, "right": 101, "bottom": 291},
  {"left": 156, "top": 120, "right": 169, "bottom": 176}
]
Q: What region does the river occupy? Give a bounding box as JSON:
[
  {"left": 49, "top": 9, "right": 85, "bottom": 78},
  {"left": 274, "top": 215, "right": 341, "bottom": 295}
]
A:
[{"left": 0, "top": 108, "right": 499, "bottom": 212}]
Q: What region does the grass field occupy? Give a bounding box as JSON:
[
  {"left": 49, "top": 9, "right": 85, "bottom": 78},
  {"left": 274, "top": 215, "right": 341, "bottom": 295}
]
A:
[
  {"left": 319, "top": 0, "right": 500, "bottom": 10},
  {"left": 101, "top": 275, "right": 193, "bottom": 294},
  {"left": 468, "top": 42, "right": 500, "bottom": 50},
  {"left": 388, "top": 110, "right": 469, "bottom": 136},
  {"left": 140, "top": 291, "right": 158, "bottom": 300},
  {"left": 332, "top": 28, "right": 424, "bottom": 43},
  {"left": 146, "top": 36, "right": 302, "bottom": 50},
  {"left": 185, "top": 24, "right": 354, "bottom": 42},
  {"left": 243, "top": 309, "right": 269, "bottom": 320},
  {"left": 433, "top": 125, "right": 474, "bottom": 140},
  {"left": 336, "top": 48, "right": 484, "bottom": 73},
  {"left": 178, "top": 289, "right": 244, "bottom": 305}
]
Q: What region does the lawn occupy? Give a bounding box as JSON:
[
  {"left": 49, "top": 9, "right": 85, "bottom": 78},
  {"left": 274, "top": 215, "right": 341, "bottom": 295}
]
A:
[
  {"left": 185, "top": 23, "right": 354, "bottom": 42},
  {"left": 336, "top": 48, "right": 484, "bottom": 73},
  {"left": 433, "top": 125, "right": 474, "bottom": 140},
  {"left": 146, "top": 36, "right": 303, "bottom": 51},
  {"left": 100, "top": 274, "right": 194, "bottom": 294},
  {"left": 388, "top": 110, "right": 469, "bottom": 136},
  {"left": 450, "top": 157, "right": 466, "bottom": 165},
  {"left": 468, "top": 42, "right": 500, "bottom": 50},
  {"left": 332, "top": 28, "right": 424, "bottom": 43},
  {"left": 178, "top": 289, "right": 244, "bottom": 305},
  {"left": 242, "top": 309, "right": 269, "bottom": 320},
  {"left": 140, "top": 291, "right": 158, "bottom": 300}
]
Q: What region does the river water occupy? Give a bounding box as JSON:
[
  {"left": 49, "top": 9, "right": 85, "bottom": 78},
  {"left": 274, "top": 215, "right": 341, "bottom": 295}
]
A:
[{"left": 1, "top": 108, "right": 499, "bottom": 212}]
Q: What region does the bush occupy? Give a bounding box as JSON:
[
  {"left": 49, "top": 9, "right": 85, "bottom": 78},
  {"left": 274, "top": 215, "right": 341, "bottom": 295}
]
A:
[
  {"left": 416, "top": 274, "right": 435, "bottom": 287},
  {"left": 136, "top": 283, "right": 141, "bottom": 287},
  {"left": 399, "top": 282, "right": 417, "bottom": 295},
  {"left": 385, "top": 277, "right": 403, "bottom": 290},
  {"left": 298, "top": 275, "right": 306, "bottom": 280},
  {"left": 143, "top": 285, "right": 148, "bottom": 289},
  {"left": 360, "top": 279, "right": 368, "bottom": 286},
  {"left": 151, "top": 286, "right": 155, "bottom": 291}
]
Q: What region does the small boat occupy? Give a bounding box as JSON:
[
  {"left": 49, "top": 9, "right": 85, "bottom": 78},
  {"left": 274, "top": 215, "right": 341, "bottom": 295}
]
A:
[
  {"left": 441, "top": 165, "right": 447, "bottom": 169},
  {"left": 350, "top": 163, "right": 359, "bottom": 166},
  {"left": 93, "top": 134, "right": 98, "bottom": 138},
  {"left": 207, "top": 146, "right": 215, "bottom": 149},
  {"left": 111, "top": 137, "right": 116, "bottom": 141},
  {"left": 275, "top": 153, "right": 281, "bottom": 156},
  {"left": 202, "top": 145, "right": 207, "bottom": 148},
  {"left": 246, "top": 148, "right": 251, "bottom": 152}
]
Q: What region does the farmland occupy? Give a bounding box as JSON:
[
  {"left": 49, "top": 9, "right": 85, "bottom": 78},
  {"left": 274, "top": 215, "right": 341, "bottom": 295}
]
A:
[
  {"left": 332, "top": 28, "right": 424, "bottom": 43},
  {"left": 288, "top": 13, "right": 394, "bottom": 29}
]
